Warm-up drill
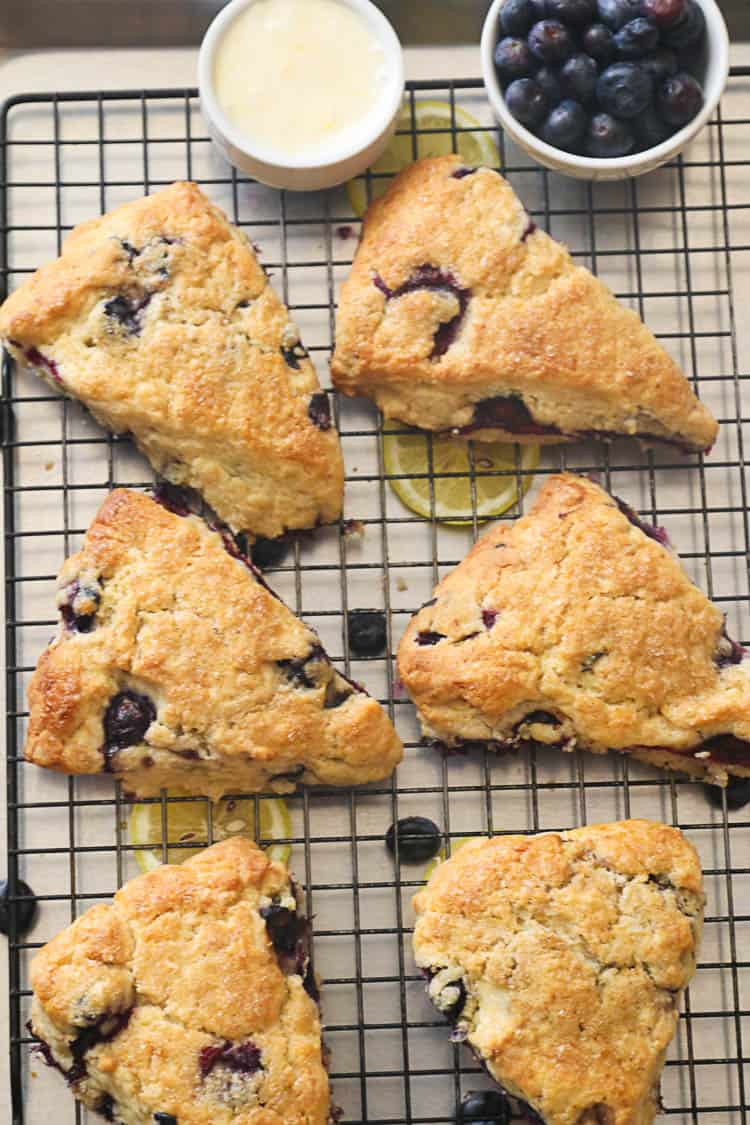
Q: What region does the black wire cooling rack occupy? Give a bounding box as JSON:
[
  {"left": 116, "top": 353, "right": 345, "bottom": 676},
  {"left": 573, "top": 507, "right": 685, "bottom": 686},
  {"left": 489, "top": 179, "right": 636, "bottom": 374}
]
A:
[{"left": 3, "top": 74, "right": 750, "bottom": 1124}]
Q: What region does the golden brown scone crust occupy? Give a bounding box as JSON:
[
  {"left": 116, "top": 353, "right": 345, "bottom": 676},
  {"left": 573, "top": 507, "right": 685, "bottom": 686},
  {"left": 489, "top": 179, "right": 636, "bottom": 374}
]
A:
[
  {"left": 397, "top": 473, "right": 750, "bottom": 785},
  {"left": 412, "top": 820, "right": 704, "bottom": 1125},
  {"left": 331, "top": 156, "right": 717, "bottom": 453},
  {"left": 30, "top": 838, "right": 332, "bottom": 1124},
  {"left": 25, "top": 489, "right": 402, "bottom": 797},
  {"left": 0, "top": 181, "right": 344, "bottom": 538}
]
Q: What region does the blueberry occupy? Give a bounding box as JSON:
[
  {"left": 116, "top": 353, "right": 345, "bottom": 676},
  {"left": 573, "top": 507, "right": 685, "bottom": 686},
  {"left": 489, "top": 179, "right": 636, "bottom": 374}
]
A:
[
  {"left": 596, "top": 62, "right": 653, "bottom": 117},
  {"left": 307, "top": 392, "right": 331, "bottom": 431},
  {"left": 597, "top": 0, "right": 642, "bottom": 28},
  {"left": 528, "top": 20, "right": 575, "bottom": 64},
  {"left": 260, "top": 903, "right": 307, "bottom": 957},
  {"left": 657, "top": 71, "right": 703, "bottom": 126},
  {"left": 663, "top": 0, "right": 705, "bottom": 47},
  {"left": 541, "top": 98, "right": 588, "bottom": 150},
  {"left": 582, "top": 23, "right": 616, "bottom": 64},
  {"left": 633, "top": 104, "right": 672, "bottom": 147},
  {"left": 347, "top": 610, "right": 387, "bottom": 657},
  {"left": 504, "top": 78, "right": 550, "bottom": 128},
  {"left": 535, "top": 65, "right": 563, "bottom": 104},
  {"left": 104, "top": 292, "right": 152, "bottom": 336},
  {"left": 385, "top": 817, "right": 442, "bottom": 863},
  {"left": 416, "top": 630, "right": 446, "bottom": 646},
  {"left": 103, "top": 691, "right": 156, "bottom": 751},
  {"left": 586, "top": 111, "right": 635, "bottom": 155},
  {"left": 199, "top": 1041, "right": 262, "bottom": 1080},
  {"left": 281, "top": 343, "right": 308, "bottom": 370},
  {"left": 531, "top": 0, "right": 548, "bottom": 14},
  {"left": 639, "top": 48, "right": 679, "bottom": 83},
  {"left": 457, "top": 1089, "right": 512, "bottom": 1125},
  {"left": 704, "top": 777, "right": 750, "bottom": 812},
  {"left": 153, "top": 1116, "right": 177, "bottom": 1125},
  {"left": 640, "top": 0, "right": 686, "bottom": 27},
  {"left": 0, "top": 878, "right": 38, "bottom": 936},
  {"left": 559, "top": 53, "right": 599, "bottom": 103},
  {"left": 250, "top": 536, "right": 289, "bottom": 570},
  {"left": 500, "top": 0, "right": 538, "bottom": 36},
  {"left": 546, "top": 0, "right": 597, "bottom": 25},
  {"left": 493, "top": 36, "right": 536, "bottom": 83},
  {"left": 614, "top": 17, "right": 659, "bottom": 56}
]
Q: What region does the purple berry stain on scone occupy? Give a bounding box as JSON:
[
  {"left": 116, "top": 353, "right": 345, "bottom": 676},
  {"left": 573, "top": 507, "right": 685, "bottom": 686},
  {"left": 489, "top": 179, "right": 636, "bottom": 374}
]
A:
[
  {"left": 522, "top": 217, "right": 537, "bottom": 240},
  {"left": 103, "top": 691, "right": 156, "bottom": 767},
  {"left": 416, "top": 631, "right": 446, "bottom": 646},
  {"left": 614, "top": 496, "right": 670, "bottom": 547},
  {"left": 152, "top": 1114, "right": 177, "bottom": 1125},
  {"left": 482, "top": 610, "right": 497, "bottom": 629},
  {"left": 715, "top": 627, "right": 745, "bottom": 669},
  {"left": 59, "top": 579, "right": 101, "bottom": 634},
  {"left": 373, "top": 265, "right": 470, "bottom": 361},
  {"left": 24, "top": 347, "right": 63, "bottom": 386},
  {"left": 152, "top": 480, "right": 193, "bottom": 518},
  {"left": 457, "top": 395, "right": 561, "bottom": 437},
  {"left": 451, "top": 166, "right": 480, "bottom": 179},
  {"left": 199, "top": 1040, "right": 263, "bottom": 1079},
  {"left": 308, "top": 393, "right": 332, "bottom": 431}
]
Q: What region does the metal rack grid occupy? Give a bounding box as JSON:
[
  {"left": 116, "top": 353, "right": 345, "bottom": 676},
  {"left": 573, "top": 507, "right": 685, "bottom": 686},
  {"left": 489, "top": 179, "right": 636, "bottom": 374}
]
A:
[{"left": 2, "top": 73, "right": 750, "bottom": 1124}]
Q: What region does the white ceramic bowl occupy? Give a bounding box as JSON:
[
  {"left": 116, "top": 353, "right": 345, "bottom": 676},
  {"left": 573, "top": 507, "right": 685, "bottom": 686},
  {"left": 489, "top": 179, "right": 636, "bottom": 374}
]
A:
[
  {"left": 199, "top": 0, "right": 404, "bottom": 191},
  {"left": 480, "top": 0, "right": 729, "bottom": 180}
]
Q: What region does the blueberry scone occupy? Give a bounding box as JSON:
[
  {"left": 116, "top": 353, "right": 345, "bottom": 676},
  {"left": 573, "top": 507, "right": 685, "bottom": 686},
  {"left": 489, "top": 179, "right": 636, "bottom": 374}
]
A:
[
  {"left": 413, "top": 820, "right": 704, "bottom": 1125},
  {"left": 29, "top": 837, "right": 334, "bottom": 1124},
  {"left": 0, "top": 181, "right": 344, "bottom": 539},
  {"left": 398, "top": 473, "right": 750, "bottom": 785},
  {"left": 331, "top": 156, "right": 717, "bottom": 454},
  {"left": 25, "top": 488, "right": 402, "bottom": 797}
]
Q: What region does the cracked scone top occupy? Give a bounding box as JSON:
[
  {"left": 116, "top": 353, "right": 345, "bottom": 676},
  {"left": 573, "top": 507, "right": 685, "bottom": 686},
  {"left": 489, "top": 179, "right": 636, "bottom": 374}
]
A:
[
  {"left": 30, "top": 837, "right": 332, "bottom": 1124},
  {"left": 330, "top": 155, "right": 717, "bottom": 453},
  {"left": 397, "top": 473, "right": 750, "bottom": 785},
  {"left": 0, "top": 180, "right": 344, "bottom": 539},
  {"left": 413, "top": 820, "right": 704, "bottom": 1125},
  {"left": 25, "top": 488, "right": 402, "bottom": 797}
]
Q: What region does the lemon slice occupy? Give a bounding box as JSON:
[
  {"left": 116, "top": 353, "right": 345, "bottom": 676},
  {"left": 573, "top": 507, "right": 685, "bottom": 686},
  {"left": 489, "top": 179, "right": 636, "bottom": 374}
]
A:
[
  {"left": 424, "top": 836, "right": 483, "bottom": 882},
  {"left": 347, "top": 100, "right": 500, "bottom": 217},
  {"left": 129, "top": 794, "right": 292, "bottom": 873},
  {"left": 384, "top": 431, "right": 539, "bottom": 525}
]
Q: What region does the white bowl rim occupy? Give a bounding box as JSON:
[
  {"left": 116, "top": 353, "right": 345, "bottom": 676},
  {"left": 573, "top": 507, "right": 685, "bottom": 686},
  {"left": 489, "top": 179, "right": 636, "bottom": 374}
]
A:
[
  {"left": 198, "top": 0, "right": 405, "bottom": 172},
  {"left": 480, "top": 0, "right": 729, "bottom": 175}
]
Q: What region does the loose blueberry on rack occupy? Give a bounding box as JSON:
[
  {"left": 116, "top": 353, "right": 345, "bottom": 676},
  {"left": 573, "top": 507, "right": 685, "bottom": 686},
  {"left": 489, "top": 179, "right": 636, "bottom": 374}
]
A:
[
  {"left": 596, "top": 0, "right": 642, "bottom": 29},
  {"left": 500, "top": 0, "right": 539, "bottom": 36},
  {"left": 582, "top": 22, "right": 616, "bottom": 64},
  {"left": 541, "top": 98, "right": 588, "bottom": 149},
  {"left": 613, "top": 17, "right": 660, "bottom": 56},
  {"left": 586, "top": 111, "right": 635, "bottom": 155},
  {"left": 528, "top": 19, "right": 575, "bottom": 64},
  {"left": 504, "top": 78, "right": 550, "bottom": 128},
  {"left": 456, "top": 1089, "right": 512, "bottom": 1125},
  {"left": 559, "top": 53, "right": 599, "bottom": 103},
  {"left": 596, "top": 61, "right": 653, "bottom": 117},
  {"left": 347, "top": 610, "right": 387, "bottom": 657},
  {"left": 704, "top": 777, "right": 750, "bottom": 812},
  {"left": 250, "top": 536, "right": 289, "bottom": 570},
  {"left": 658, "top": 71, "right": 704, "bottom": 126},
  {"left": 385, "top": 817, "right": 442, "bottom": 863},
  {"left": 0, "top": 878, "right": 38, "bottom": 936},
  {"left": 493, "top": 36, "right": 536, "bottom": 82}
]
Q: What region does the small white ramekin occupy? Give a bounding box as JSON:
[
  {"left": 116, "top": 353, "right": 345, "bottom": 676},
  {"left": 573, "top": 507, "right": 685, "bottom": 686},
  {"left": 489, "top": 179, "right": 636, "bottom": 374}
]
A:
[
  {"left": 480, "top": 0, "right": 729, "bottom": 181},
  {"left": 198, "top": 0, "right": 405, "bottom": 192}
]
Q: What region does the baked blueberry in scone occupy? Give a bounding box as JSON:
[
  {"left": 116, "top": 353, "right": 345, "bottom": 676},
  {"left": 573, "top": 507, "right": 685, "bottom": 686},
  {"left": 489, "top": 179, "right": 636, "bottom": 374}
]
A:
[
  {"left": 397, "top": 473, "right": 750, "bottom": 786},
  {"left": 29, "top": 837, "right": 334, "bottom": 1124},
  {"left": 412, "top": 820, "right": 704, "bottom": 1125},
  {"left": 25, "top": 489, "right": 402, "bottom": 798},
  {"left": 0, "top": 181, "right": 344, "bottom": 539},
  {"left": 331, "top": 155, "right": 717, "bottom": 454}
]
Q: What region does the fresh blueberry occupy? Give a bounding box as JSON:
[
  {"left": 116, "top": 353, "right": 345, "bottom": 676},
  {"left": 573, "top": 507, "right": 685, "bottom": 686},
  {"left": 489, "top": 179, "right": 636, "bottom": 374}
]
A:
[
  {"left": 456, "top": 1089, "right": 512, "bottom": 1125},
  {"left": 528, "top": 20, "right": 575, "bottom": 64},
  {"left": 493, "top": 36, "right": 535, "bottom": 83},
  {"left": 249, "top": 536, "right": 289, "bottom": 570},
  {"left": 500, "top": 0, "right": 538, "bottom": 36},
  {"left": 103, "top": 691, "right": 156, "bottom": 751},
  {"left": 541, "top": 98, "right": 588, "bottom": 150},
  {"left": 597, "top": 0, "right": 642, "bottom": 28},
  {"left": 596, "top": 62, "right": 653, "bottom": 117},
  {"left": 657, "top": 71, "right": 703, "bottom": 126},
  {"left": 504, "top": 77, "right": 550, "bottom": 128},
  {"left": 559, "top": 53, "right": 599, "bottom": 103},
  {"left": 531, "top": 0, "right": 548, "bottom": 14},
  {"left": 614, "top": 17, "right": 659, "bottom": 56},
  {"left": 0, "top": 878, "right": 38, "bottom": 936},
  {"left": 385, "top": 816, "right": 442, "bottom": 863},
  {"left": 307, "top": 392, "right": 332, "bottom": 431},
  {"left": 535, "top": 65, "right": 563, "bottom": 104},
  {"left": 582, "top": 23, "right": 616, "bottom": 64},
  {"left": 633, "top": 104, "right": 672, "bottom": 147},
  {"left": 639, "top": 48, "right": 679, "bottom": 83},
  {"left": 347, "top": 610, "right": 387, "bottom": 657},
  {"left": 546, "top": 0, "right": 597, "bottom": 25},
  {"left": 704, "top": 777, "right": 750, "bottom": 811},
  {"left": 640, "top": 0, "right": 686, "bottom": 27},
  {"left": 663, "top": 0, "right": 705, "bottom": 48},
  {"left": 586, "top": 111, "right": 635, "bottom": 155}
]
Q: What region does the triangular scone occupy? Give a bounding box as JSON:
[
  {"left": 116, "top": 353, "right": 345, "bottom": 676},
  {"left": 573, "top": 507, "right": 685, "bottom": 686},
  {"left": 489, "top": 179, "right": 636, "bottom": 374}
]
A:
[
  {"left": 331, "top": 156, "right": 717, "bottom": 454},
  {"left": 398, "top": 473, "right": 750, "bottom": 786},
  {"left": 0, "top": 181, "right": 343, "bottom": 539},
  {"left": 25, "top": 489, "right": 402, "bottom": 797},
  {"left": 30, "top": 837, "right": 333, "bottom": 1125},
  {"left": 412, "top": 821, "right": 704, "bottom": 1125}
]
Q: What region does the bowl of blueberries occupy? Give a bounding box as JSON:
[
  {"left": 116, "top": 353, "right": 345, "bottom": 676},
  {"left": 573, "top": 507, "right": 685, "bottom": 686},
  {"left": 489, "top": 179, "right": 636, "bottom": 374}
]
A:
[{"left": 480, "top": 0, "right": 729, "bottom": 179}]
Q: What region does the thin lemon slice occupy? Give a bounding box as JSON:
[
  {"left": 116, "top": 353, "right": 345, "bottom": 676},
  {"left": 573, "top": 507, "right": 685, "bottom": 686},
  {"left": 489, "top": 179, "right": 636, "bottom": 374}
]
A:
[
  {"left": 384, "top": 431, "right": 539, "bottom": 525},
  {"left": 129, "top": 794, "right": 292, "bottom": 873},
  {"left": 424, "top": 836, "right": 483, "bottom": 882},
  {"left": 347, "top": 100, "right": 500, "bottom": 217}
]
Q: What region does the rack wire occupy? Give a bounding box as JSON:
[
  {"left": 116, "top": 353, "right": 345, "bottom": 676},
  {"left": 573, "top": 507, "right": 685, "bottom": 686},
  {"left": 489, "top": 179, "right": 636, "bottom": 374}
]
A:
[{"left": 2, "top": 74, "right": 750, "bottom": 1124}]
